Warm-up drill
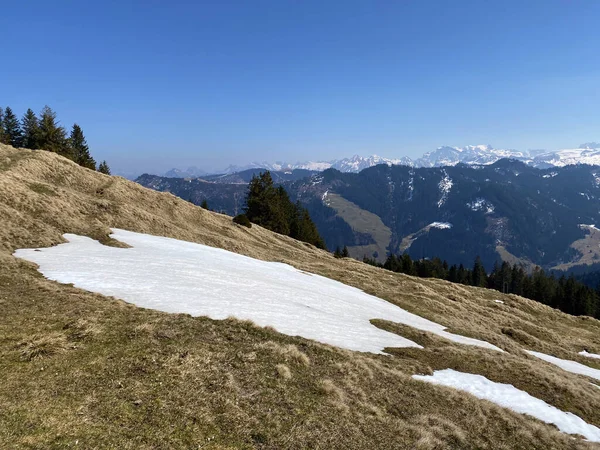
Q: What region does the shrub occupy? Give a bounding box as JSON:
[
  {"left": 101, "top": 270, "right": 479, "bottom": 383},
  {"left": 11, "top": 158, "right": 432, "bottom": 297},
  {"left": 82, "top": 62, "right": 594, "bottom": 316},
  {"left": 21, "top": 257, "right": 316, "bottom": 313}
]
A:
[{"left": 233, "top": 214, "right": 251, "bottom": 228}]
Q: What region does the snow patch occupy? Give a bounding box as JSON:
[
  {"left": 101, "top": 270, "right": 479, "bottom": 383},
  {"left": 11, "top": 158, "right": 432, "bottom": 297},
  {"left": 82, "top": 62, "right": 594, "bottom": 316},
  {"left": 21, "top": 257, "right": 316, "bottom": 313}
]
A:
[
  {"left": 494, "top": 300, "right": 504, "bottom": 304},
  {"left": 321, "top": 190, "right": 329, "bottom": 202},
  {"left": 429, "top": 222, "right": 453, "bottom": 230},
  {"left": 580, "top": 350, "right": 600, "bottom": 360},
  {"left": 412, "top": 369, "right": 600, "bottom": 442},
  {"left": 467, "top": 198, "right": 495, "bottom": 214},
  {"left": 526, "top": 351, "right": 600, "bottom": 381},
  {"left": 14, "top": 229, "right": 502, "bottom": 354},
  {"left": 437, "top": 170, "right": 453, "bottom": 208},
  {"left": 578, "top": 224, "right": 600, "bottom": 232}
]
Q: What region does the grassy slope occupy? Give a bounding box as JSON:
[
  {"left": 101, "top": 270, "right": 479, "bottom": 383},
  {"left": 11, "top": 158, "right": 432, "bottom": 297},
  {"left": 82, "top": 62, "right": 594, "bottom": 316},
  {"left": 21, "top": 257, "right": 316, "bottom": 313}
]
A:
[
  {"left": 324, "top": 193, "right": 391, "bottom": 262},
  {"left": 1, "top": 144, "right": 600, "bottom": 449}
]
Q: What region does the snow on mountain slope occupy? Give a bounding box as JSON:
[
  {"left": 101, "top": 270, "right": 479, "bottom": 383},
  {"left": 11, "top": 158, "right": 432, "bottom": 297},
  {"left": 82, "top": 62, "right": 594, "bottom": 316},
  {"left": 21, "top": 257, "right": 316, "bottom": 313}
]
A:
[
  {"left": 413, "top": 369, "right": 600, "bottom": 442},
  {"left": 14, "top": 229, "right": 502, "bottom": 354},
  {"left": 580, "top": 350, "right": 600, "bottom": 360},
  {"left": 526, "top": 351, "right": 600, "bottom": 381},
  {"left": 532, "top": 146, "right": 600, "bottom": 168},
  {"left": 415, "top": 145, "right": 529, "bottom": 168}
]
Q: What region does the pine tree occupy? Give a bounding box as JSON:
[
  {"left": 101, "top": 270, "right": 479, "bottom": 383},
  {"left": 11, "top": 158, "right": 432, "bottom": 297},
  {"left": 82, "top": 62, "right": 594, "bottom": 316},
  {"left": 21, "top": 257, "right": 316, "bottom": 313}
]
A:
[
  {"left": 201, "top": 199, "right": 209, "bottom": 209},
  {"left": 38, "top": 106, "right": 68, "bottom": 156},
  {"left": 98, "top": 160, "right": 111, "bottom": 175},
  {"left": 21, "top": 109, "right": 40, "bottom": 149},
  {"left": 334, "top": 246, "right": 342, "bottom": 258},
  {"left": 68, "top": 123, "right": 96, "bottom": 169},
  {"left": 341, "top": 246, "right": 349, "bottom": 258},
  {"left": 3, "top": 107, "right": 22, "bottom": 147},
  {"left": 472, "top": 256, "right": 487, "bottom": 287}
]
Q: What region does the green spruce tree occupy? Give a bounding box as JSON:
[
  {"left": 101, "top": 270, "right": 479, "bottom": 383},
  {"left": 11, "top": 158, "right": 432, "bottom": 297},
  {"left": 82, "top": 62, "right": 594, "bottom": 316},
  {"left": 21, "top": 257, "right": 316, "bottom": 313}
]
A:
[
  {"left": 21, "top": 109, "right": 40, "bottom": 149},
  {"left": 38, "top": 106, "right": 68, "bottom": 156},
  {"left": 98, "top": 160, "right": 111, "bottom": 175},
  {"left": 3, "top": 107, "right": 22, "bottom": 147},
  {"left": 68, "top": 123, "right": 96, "bottom": 169},
  {"left": 472, "top": 256, "right": 487, "bottom": 287}
]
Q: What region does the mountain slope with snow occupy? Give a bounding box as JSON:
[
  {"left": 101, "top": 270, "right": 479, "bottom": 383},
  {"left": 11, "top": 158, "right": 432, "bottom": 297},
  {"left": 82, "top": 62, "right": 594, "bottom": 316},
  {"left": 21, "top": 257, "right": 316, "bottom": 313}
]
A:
[{"left": 2, "top": 143, "right": 600, "bottom": 449}]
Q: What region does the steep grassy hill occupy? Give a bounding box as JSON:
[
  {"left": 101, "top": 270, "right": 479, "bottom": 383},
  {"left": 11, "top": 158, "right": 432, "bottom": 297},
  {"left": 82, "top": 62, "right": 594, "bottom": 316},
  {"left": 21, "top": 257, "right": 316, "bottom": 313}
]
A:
[{"left": 1, "top": 144, "right": 600, "bottom": 449}]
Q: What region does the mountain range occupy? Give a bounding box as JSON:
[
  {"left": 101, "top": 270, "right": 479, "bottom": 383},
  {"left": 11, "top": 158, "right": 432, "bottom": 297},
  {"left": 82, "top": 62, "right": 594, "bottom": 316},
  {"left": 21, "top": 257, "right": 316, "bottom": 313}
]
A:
[
  {"left": 137, "top": 158, "right": 600, "bottom": 272},
  {"left": 161, "top": 143, "right": 600, "bottom": 178}
]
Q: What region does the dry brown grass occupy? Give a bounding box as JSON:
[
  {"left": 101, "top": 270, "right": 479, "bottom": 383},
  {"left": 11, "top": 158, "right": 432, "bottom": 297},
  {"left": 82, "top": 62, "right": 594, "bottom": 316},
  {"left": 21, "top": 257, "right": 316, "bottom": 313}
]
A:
[{"left": 1, "top": 144, "right": 600, "bottom": 448}]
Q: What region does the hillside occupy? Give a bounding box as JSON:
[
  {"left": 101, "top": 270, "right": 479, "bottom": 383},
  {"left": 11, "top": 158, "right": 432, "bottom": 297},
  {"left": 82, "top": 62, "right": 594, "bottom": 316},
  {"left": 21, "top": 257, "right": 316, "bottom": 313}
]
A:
[
  {"left": 139, "top": 161, "right": 600, "bottom": 271},
  {"left": 2, "top": 143, "right": 600, "bottom": 448}
]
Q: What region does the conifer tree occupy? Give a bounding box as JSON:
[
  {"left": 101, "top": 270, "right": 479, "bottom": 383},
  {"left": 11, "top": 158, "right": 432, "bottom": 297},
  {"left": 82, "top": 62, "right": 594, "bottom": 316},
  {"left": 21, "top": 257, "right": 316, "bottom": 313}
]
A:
[
  {"left": 341, "top": 246, "right": 349, "bottom": 258},
  {"left": 68, "top": 123, "right": 96, "bottom": 169},
  {"left": 334, "top": 246, "right": 342, "bottom": 258},
  {"left": 472, "top": 256, "right": 487, "bottom": 287},
  {"left": 98, "top": 160, "right": 111, "bottom": 175},
  {"left": 21, "top": 109, "right": 40, "bottom": 149},
  {"left": 3, "top": 107, "right": 22, "bottom": 147},
  {"left": 38, "top": 105, "right": 68, "bottom": 155},
  {"left": 0, "top": 108, "right": 6, "bottom": 144},
  {"left": 201, "top": 199, "right": 209, "bottom": 209}
]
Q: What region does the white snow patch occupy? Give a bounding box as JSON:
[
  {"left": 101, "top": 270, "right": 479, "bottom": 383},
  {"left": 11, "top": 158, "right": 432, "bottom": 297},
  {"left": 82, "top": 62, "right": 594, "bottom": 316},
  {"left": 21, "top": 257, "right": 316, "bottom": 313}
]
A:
[
  {"left": 429, "top": 222, "right": 453, "bottom": 230},
  {"left": 437, "top": 170, "right": 453, "bottom": 208},
  {"left": 412, "top": 369, "right": 600, "bottom": 442},
  {"left": 526, "top": 351, "right": 600, "bottom": 381},
  {"left": 580, "top": 350, "right": 600, "bottom": 360},
  {"left": 542, "top": 172, "right": 558, "bottom": 179},
  {"left": 321, "top": 190, "right": 329, "bottom": 202},
  {"left": 579, "top": 224, "right": 600, "bottom": 232},
  {"left": 467, "top": 198, "right": 495, "bottom": 214},
  {"left": 14, "top": 229, "right": 503, "bottom": 354},
  {"left": 494, "top": 300, "right": 504, "bottom": 304}
]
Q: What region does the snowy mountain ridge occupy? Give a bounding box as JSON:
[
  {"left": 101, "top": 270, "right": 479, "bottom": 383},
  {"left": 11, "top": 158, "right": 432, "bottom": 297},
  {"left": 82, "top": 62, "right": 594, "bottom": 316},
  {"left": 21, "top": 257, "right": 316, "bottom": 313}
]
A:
[{"left": 163, "top": 143, "right": 600, "bottom": 177}]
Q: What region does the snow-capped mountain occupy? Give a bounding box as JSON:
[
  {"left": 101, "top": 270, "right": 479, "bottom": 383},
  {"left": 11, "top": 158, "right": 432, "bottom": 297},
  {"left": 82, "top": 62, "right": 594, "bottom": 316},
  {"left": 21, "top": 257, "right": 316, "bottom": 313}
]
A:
[
  {"left": 164, "top": 166, "right": 209, "bottom": 178},
  {"left": 330, "top": 155, "right": 413, "bottom": 172},
  {"left": 166, "top": 155, "right": 409, "bottom": 177},
  {"left": 415, "top": 145, "right": 529, "bottom": 167},
  {"left": 162, "top": 143, "right": 600, "bottom": 178},
  {"left": 530, "top": 144, "right": 600, "bottom": 168}
]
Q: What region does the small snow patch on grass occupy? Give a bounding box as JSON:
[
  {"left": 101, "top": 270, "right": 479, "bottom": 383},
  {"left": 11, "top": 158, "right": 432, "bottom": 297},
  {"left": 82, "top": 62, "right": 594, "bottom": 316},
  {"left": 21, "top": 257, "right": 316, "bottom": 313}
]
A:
[
  {"left": 526, "top": 351, "right": 600, "bottom": 381},
  {"left": 413, "top": 369, "right": 600, "bottom": 443}
]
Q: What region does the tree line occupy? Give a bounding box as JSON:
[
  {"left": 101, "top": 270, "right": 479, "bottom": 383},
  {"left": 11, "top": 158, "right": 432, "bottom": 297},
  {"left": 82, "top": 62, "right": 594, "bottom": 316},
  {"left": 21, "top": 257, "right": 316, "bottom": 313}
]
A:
[
  {"left": 0, "top": 105, "right": 110, "bottom": 174},
  {"left": 234, "top": 171, "right": 326, "bottom": 249},
  {"left": 362, "top": 253, "right": 600, "bottom": 319}
]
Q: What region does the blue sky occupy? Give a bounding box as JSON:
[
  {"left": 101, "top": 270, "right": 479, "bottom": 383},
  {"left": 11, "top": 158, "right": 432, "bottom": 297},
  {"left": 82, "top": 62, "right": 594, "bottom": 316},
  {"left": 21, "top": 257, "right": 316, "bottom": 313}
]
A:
[{"left": 2, "top": 0, "right": 599, "bottom": 174}]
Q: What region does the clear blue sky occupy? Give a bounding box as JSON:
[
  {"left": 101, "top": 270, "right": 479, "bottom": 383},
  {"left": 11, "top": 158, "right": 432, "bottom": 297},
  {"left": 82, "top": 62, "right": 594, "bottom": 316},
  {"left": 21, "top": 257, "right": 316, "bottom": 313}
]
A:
[{"left": 2, "top": 0, "right": 599, "bottom": 174}]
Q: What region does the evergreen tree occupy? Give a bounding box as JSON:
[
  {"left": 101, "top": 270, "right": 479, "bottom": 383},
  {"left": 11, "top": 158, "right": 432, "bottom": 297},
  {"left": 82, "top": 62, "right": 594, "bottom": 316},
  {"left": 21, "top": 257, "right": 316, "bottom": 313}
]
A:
[
  {"left": 200, "top": 199, "right": 209, "bottom": 209},
  {"left": 334, "top": 246, "right": 342, "bottom": 258},
  {"left": 21, "top": 109, "right": 40, "bottom": 149},
  {"left": 38, "top": 106, "right": 68, "bottom": 155},
  {"left": 68, "top": 124, "right": 95, "bottom": 169},
  {"left": 0, "top": 108, "right": 6, "bottom": 144},
  {"left": 98, "top": 160, "right": 111, "bottom": 175},
  {"left": 472, "top": 256, "right": 487, "bottom": 287},
  {"left": 341, "top": 246, "right": 349, "bottom": 258},
  {"left": 3, "top": 107, "right": 22, "bottom": 147},
  {"left": 245, "top": 171, "right": 289, "bottom": 234}
]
